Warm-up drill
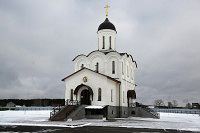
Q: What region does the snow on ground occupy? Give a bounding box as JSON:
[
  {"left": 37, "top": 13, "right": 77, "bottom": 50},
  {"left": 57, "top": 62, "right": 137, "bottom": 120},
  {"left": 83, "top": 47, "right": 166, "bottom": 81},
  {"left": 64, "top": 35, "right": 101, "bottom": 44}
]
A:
[
  {"left": 0, "top": 110, "right": 200, "bottom": 132},
  {"left": 0, "top": 110, "right": 50, "bottom": 123}
]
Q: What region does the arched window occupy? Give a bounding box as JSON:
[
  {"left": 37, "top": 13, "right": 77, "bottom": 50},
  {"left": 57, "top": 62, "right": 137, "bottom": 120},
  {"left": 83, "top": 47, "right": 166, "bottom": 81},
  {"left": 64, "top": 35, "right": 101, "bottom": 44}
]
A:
[
  {"left": 123, "top": 91, "right": 125, "bottom": 103},
  {"left": 70, "top": 89, "right": 73, "bottom": 100},
  {"left": 109, "top": 36, "right": 111, "bottom": 49},
  {"left": 98, "top": 88, "right": 101, "bottom": 101},
  {"left": 95, "top": 62, "right": 99, "bottom": 73},
  {"left": 111, "top": 89, "right": 113, "bottom": 102},
  {"left": 127, "top": 66, "right": 129, "bottom": 77},
  {"left": 81, "top": 64, "right": 84, "bottom": 69},
  {"left": 112, "top": 61, "right": 115, "bottom": 74},
  {"left": 122, "top": 62, "right": 124, "bottom": 75},
  {"left": 102, "top": 36, "right": 105, "bottom": 49}
]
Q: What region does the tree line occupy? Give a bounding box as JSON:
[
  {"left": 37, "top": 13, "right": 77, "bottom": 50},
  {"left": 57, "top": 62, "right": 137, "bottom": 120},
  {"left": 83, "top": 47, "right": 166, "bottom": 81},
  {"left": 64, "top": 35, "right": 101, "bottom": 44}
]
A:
[
  {"left": 154, "top": 99, "right": 198, "bottom": 109},
  {"left": 0, "top": 99, "right": 65, "bottom": 107}
]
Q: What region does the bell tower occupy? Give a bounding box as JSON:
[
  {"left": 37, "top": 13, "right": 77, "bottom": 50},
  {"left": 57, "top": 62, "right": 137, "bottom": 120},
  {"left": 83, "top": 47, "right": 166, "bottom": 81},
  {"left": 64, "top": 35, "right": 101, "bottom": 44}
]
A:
[{"left": 97, "top": 5, "right": 117, "bottom": 51}]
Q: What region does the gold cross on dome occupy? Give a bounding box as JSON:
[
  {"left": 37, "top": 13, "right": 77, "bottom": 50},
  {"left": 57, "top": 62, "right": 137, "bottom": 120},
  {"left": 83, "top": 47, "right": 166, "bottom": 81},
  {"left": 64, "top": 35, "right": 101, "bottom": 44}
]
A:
[{"left": 104, "top": 5, "right": 110, "bottom": 18}]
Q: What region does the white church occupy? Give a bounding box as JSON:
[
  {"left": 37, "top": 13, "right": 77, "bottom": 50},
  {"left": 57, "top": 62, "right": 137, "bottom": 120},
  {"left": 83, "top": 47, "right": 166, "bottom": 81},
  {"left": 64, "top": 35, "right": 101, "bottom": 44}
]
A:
[{"left": 50, "top": 5, "right": 159, "bottom": 120}]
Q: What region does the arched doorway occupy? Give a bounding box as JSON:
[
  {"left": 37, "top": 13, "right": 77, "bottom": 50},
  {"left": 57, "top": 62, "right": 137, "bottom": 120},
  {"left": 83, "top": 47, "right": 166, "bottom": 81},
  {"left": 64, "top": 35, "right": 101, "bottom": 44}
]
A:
[
  {"left": 74, "top": 84, "right": 93, "bottom": 105},
  {"left": 127, "top": 90, "right": 136, "bottom": 107},
  {"left": 80, "top": 90, "right": 91, "bottom": 105}
]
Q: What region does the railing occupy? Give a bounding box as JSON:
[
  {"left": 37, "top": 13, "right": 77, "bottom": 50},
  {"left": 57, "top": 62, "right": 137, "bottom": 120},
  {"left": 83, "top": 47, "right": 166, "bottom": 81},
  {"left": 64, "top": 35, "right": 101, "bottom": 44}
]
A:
[
  {"left": 50, "top": 105, "right": 63, "bottom": 118},
  {"left": 65, "top": 99, "right": 80, "bottom": 106},
  {"left": 137, "top": 103, "right": 160, "bottom": 118},
  {"left": 129, "top": 103, "right": 136, "bottom": 107},
  {"left": 0, "top": 106, "right": 53, "bottom": 111},
  {"left": 50, "top": 99, "right": 80, "bottom": 119},
  {"left": 152, "top": 108, "right": 200, "bottom": 114},
  {"left": 65, "top": 99, "right": 80, "bottom": 118}
]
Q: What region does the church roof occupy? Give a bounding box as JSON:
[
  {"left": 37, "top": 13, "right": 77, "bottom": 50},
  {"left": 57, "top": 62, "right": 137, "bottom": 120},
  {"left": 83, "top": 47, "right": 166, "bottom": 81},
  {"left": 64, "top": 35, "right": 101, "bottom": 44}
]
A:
[
  {"left": 61, "top": 67, "right": 121, "bottom": 83},
  {"left": 98, "top": 18, "right": 116, "bottom": 32},
  {"left": 72, "top": 50, "right": 137, "bottom": 68}
]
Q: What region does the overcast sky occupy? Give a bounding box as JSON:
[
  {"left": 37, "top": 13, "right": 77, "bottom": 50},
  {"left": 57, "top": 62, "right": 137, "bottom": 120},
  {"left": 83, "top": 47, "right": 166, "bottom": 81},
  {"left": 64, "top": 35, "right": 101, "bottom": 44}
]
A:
[{"left": 0, "top": 0, "right": 200, "bottom": 106}]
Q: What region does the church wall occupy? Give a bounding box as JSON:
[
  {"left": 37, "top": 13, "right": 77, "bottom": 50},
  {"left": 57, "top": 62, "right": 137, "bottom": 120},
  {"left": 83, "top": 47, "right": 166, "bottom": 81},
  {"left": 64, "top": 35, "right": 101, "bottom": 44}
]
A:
[
  {"left": 97, "top": 29, "right": 116, "bottom": 51},
  {"left": 106, "top": 106, "right": 119, "bottom": 118},
  {"left": 73, "top": 52, "right": 137, "bottom": 85},
  {"left": 74, "top": 51, "right": 122, "bottom": 80},
  {"left": 74, "top": 56, "right": 88, "bottom": 72},
  {"left": 72, "top": 52, "right": 137, "bottom": 108},
  {"left": 119, "top": 80, "right": 136, "bottom": 107},
  {"left": 116, "top": 55, "right": 136, "bottom": 107},
  {"left": 121, "top": 55, "right": 136, "bottom": 84},
  {"left": 76, "top": 59, "right": 87, "bottom": 71},
  {"left": 64, "top": 69, "right": 120, "bottom": 106},
  {"left": 90, "top": 55, "right": 105, "bottom": 74},
  {"left": 120, "top": 80, "right": 128, "bottom": 107},
  {"left": 106, "top": 56, "right": 119, "bottom": 79},
  {"left": 120, "top": 106, "right": 129, "bottom": 118},
  {"left": 106, "top": 106, "right": 129, "bottom": 118}
]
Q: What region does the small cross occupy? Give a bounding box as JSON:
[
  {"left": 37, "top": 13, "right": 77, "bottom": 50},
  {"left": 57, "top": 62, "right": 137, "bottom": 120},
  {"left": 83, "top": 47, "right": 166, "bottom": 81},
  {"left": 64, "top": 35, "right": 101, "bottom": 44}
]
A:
[{"left": 104, "top": 5, "right": 110, "bottom": 18}]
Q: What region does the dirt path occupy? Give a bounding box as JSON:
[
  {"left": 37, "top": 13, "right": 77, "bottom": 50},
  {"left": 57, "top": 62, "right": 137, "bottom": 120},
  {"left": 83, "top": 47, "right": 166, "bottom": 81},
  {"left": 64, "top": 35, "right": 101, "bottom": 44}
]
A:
[{"left": 0, "top": 125, "right": 196, "bottom": 133}]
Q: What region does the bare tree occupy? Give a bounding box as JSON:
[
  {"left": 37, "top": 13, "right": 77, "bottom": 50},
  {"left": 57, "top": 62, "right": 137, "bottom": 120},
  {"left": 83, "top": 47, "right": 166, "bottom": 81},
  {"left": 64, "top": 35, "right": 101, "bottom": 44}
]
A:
[
  {"left": 154, "top": 99, "right": 165, "bottom": 107},
  {"left": 186, "top": 103, "right": 192, "bottom": 108},
  {"left": 172, "top": 100, "right": 178, "bottom": 107},
  {"left": 168, "top": 102, "right": 173, "bottom": 108}
]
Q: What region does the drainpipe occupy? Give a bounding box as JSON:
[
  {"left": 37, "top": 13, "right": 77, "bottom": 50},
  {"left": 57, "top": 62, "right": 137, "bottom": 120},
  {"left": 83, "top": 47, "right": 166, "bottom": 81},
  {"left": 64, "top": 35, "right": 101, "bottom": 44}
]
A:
[{"left": 118, "top": 82, "right": 121, "bottom": 118}]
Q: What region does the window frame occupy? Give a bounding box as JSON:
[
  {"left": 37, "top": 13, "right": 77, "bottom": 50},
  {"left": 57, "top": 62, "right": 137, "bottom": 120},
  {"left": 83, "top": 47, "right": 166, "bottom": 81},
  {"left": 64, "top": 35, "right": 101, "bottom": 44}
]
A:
[
  {"left": 102, "top": 36, "right": 105, "bottom": 49},
  {"left": 98, "top": 88, "right": 101, "bottom": 101},
  {"left": 96, "top": 62, "right": 99, "bottom": 73},
  {"left": 111, "top": 89, "right": 113, "bottom": 102},
  {"left": 122, "top": 62, "right": 124, "bottom": 75},
  {"left": 81, "top": 64, "right": 84, "bottom": 69},
  {"left": 127, "top": 66, "right": 129, "bottom": 77},
  {"left": 109, "top": 36, "right": 112, "bottom": 49},
  {"left": 112, "top": 61, "right": 115, "bottom": 74},
  {"left": 70, "top": 89, "right": 73, "bottom": 101}
]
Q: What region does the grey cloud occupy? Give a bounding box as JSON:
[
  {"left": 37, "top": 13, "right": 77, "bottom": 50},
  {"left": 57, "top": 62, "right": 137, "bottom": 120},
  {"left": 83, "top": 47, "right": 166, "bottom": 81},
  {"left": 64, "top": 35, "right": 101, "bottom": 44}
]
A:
[{"left": 0, "top": 0, "right": 200, "bottom": 105}]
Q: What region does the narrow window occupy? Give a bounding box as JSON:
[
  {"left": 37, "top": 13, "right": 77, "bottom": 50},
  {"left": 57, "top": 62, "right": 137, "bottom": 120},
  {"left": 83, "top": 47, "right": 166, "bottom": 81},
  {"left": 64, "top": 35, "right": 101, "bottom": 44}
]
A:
[
  {"left": 81, "top": 64, "right": 84, "bottom": 69},
  {"left": 98, "top": 88, "right": 101, "bottom": 101},
  {"left": 112, "top": 61, "right": 115, "bottom": 74},
  {"left": 122, "top": 62, "right": 124, "bottom": 75},
  {"left": 70, "top": 89, "right": 73, "bottom": 100},
  {"left": 102, "top": 36, "right": 105, "bottom": 49},
  {"left": 127, "top": 66, "right": 129, "bottom": 77},
  {"left": 95, "top": 62, "right": 99, "bottom": 73},
  {"left": 131, "top": 69, "right": 133, "bottom": 79},
  {"left": 111, "top": 89, "right": 113, "bottom": 102},
  {"left": 109, "top": 36, "right": 111, "bottom": 49},
  {"left": 123, "top": 91, "right": 125, "bottom": 103}
]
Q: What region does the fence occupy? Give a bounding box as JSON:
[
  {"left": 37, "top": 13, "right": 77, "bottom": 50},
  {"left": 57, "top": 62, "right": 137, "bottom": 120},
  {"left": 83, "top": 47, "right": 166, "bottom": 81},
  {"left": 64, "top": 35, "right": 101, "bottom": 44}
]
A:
[
  {"left": 152, "top": 108, "right": 200, "bottom": 114},
  {"left": 0, "top": 106, "right": 53, "bottom": 111}
]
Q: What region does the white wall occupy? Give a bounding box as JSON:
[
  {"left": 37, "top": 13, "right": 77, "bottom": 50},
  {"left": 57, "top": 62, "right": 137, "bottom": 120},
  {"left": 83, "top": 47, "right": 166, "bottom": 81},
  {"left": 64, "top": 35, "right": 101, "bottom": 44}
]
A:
[
  {"left": 97, "top": 29, "right": 116, "bottom": 51},
  {"left": 64, "top": 69, "right": 120, "bottom": 106},
  {"left": 72, "top": 51, "right": 137, "bottom": 107}
]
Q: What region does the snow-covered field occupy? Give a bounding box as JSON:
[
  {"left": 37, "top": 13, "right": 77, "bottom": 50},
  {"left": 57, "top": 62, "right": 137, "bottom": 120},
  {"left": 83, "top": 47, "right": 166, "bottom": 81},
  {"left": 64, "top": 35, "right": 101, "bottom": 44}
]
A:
[{"left": 0, "top": 110, "right": 200, "bottom": 132}]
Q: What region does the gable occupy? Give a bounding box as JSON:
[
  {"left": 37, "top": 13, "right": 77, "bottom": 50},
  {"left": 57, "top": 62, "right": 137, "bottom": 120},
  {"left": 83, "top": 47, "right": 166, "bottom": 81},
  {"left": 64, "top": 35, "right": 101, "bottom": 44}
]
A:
[{"left": 61, "top": 68, "right": 120, "bottom": 84}]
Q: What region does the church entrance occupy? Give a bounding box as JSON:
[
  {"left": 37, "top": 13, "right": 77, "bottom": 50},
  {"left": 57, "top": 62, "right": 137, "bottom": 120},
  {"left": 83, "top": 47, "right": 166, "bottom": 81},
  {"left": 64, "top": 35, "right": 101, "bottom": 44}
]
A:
[
  {"left": 74, "top": 84, "right": 93, "bottom": 105},
  {"left": 80, "top": 89, "right": 91, "bottom": 105}
]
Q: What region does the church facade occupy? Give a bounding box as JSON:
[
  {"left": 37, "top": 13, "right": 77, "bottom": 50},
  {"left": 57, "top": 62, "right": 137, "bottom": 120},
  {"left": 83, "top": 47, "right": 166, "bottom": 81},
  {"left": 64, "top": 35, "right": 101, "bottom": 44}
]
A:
[
  {"left": 49, "top": 6, "right": 159, "bottom": 121},
  {"left": 61, "top": 6, "right": 137, "bottom": 119}
]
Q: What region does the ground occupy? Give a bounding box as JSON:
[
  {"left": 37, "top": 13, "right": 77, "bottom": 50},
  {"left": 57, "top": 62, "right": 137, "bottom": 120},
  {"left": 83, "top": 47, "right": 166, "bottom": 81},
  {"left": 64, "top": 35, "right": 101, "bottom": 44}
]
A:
[{"left": 0, "top": 110, "right": 200, "bottom": 132}]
